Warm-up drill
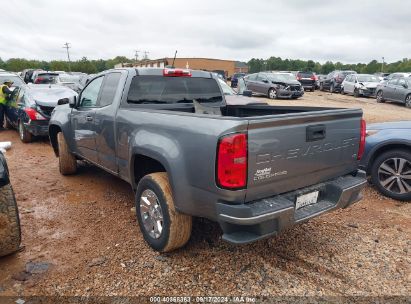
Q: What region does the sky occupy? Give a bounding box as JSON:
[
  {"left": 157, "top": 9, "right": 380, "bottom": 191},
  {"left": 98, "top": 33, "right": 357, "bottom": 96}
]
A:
[{"left": 1, "top": 0, "right": 410, "bottom": 64}]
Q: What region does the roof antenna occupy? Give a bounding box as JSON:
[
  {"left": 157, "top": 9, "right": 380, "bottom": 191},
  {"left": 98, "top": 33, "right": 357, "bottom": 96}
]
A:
[{"left": 172, "top": 50, "right": 177, "bottom": 68}]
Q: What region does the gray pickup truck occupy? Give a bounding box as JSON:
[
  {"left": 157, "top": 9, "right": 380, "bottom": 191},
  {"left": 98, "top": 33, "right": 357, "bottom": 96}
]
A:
[{"left": 49, "top": 68, "right": 367, "bottom": 252}]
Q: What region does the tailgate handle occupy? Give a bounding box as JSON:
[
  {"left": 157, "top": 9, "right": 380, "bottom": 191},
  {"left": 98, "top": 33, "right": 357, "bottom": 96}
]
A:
[{"left": 306, "top": 125, "right": 326, "bottom": 142}]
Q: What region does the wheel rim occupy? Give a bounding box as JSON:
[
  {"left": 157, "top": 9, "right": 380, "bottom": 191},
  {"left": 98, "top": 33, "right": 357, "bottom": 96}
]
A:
[
  {"left": 377, "top": 91, "right": 382, "bottom": 101},
  {"left": 406, "top": 95, "right": 411, "bottom": 105},
  {"left": 269, "top": 89, "right": 276, "bottom": 99},
  {"left": 378, "top": 157, "right": 411, "bottom": 195},
  {"left": 139, "top": 189, "right": 164, "bottom": 239},
  {"left": 19, "top": 121, "right": 24, "bottom": 140}
]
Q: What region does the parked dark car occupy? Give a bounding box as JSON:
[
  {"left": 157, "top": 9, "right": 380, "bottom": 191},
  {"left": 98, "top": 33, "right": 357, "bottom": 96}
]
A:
[
  {"left": 4, "top": 84, "right": 77, "bottom": 142},
  {"left": 245, "top": 72, "right": 304, "bottom": 99},
  {"left": 296, "top": 71, "right": 316, "bottom": 91},
  {"left": 230, "top": 73, "right": 246, "bottom": 88},
  {"left": 360, "top": 121, "right": 411, "bottom": 201},
  {"left": 341, "top": 74, "right": 380, "bottom": 97},
  {"left": 49, "top": 67, "right": 366, "bottom": 252},
  {"left": 383, "top": 72, "right": 411, "bottom": 82},
  {"left": 319, "top": 70, "right": 357, "bottom": 93},
  {"left": 376, "top": 77, "right": 411, "bottom": 108},
  {"left": 0, "top": 151, "right": 21, "bottom": 257}
]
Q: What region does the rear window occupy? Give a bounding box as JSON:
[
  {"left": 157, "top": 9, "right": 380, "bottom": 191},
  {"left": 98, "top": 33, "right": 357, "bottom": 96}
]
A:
[
  {"left": 35, "top": 74, "right": 58, "bottom": 84},
  {"left": 127, "top": 76, "right": 223, "bottom": 104},
  {"left": 298, "top": 72, "right": 313, "bottom": 77}
]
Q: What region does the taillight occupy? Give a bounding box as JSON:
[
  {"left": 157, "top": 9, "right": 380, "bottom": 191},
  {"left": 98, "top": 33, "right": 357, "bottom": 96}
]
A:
[
  {"left": 24, "top": 108, "right": 46, "bottom": 120},
  {"left": 311, "top": 75, "right": 316, "bottom": 80},
  {"left": 357, "top": 119, "right": 366, "bottom": 160},
  {"left": 217, "top": 133, "right": 247, "bottom": 189},
  {"left": 35, "top": 77, "right": 43, "bottom": 84},
  {"left": 163, "top": 68, "right": 192, "bottom": 77}
]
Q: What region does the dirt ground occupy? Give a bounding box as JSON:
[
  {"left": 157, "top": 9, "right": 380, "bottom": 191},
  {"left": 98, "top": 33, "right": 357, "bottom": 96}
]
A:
[{"left": 0, "top": 91, "right": 410, "bottom": 299}]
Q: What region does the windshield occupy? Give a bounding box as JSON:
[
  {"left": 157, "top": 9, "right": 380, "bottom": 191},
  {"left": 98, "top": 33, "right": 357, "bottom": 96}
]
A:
[
  {"left": 127, "top": 76, "right": 223, "bottom": 104},
  {"left": 218, "top": 79, "right": 235, "bottom": 95},
  {"left": 267, "top": 73, "right": 296, "bottom": 82},
  {"left": 357, "top": 75, "right": 379, "bottom": 82},
  {"left": 0, "top": 75, "right": 24, "bottom": 87}
]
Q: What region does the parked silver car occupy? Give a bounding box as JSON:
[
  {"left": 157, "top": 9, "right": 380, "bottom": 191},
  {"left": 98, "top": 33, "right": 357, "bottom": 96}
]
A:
[{"left": 341, "top": 74, "right": 380, "bottom": 97}]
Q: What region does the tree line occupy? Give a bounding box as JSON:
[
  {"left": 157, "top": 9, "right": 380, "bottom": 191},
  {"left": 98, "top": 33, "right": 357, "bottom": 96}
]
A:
[
  {"left": 1, "top": 55, "right": 411, "bottom": 75},
  {"left": 247, "top": 57, "right": 411, "bottom": 74},
  {"left": 0, "top": 56, "right": 134, "bottom": 74}
]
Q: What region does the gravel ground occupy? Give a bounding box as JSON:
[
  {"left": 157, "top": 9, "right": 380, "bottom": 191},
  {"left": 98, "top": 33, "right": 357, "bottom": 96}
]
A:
[{"left": 0, "top": 91, "right": 409, "bottom": 300}]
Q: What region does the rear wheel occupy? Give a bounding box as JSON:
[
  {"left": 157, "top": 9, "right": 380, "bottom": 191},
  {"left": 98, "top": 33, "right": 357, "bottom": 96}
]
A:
[
  {"left": 405, "top": 94, "right": 411, "bottom": 108},
  {"left": 3, "top": 115, "right": 12, "bottom": 129},
  {"left": 18, "top": 120, "right": 32, "bottom": 143},
  {"left": 319, "top": 83, "right": 324, "bottom": 91},
  {"left": 370, "top": 149, "right": 411, "bottom": 201},
  {"left": 376, "top": 90, "right": 385, "bottom": 103},
  {"left": 57, "top": 132, "right": 77, "bottom": 175},
  {"left": 340, "top": 87, "right": 345, "bottom": 95},
  {"left": 268, "top": 88, "right": 278, "bottom": 99},
  {"left": 136, "top": 172, "right": 192, "bottom": 252},
  {"left": 0, "top": 184, "right": 21, "bottom": 257}
]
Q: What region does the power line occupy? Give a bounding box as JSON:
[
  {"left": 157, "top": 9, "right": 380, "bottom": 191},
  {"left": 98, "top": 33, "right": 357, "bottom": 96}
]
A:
[{"left": 62, "top": 42, "right": 71, "bottom": 72}]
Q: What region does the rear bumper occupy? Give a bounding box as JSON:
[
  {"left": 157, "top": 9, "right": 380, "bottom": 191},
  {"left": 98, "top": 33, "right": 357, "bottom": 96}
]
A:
[
  {"left": 25, "top": 120, "right": 49, "bottom": 136},
  {"left": 216, "top": 171, "right": 367, "bottom": 244}
]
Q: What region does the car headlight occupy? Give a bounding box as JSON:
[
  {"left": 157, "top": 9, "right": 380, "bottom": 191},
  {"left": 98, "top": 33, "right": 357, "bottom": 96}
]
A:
[{"left": 366, "top": 129, "right": 379, "bottom": 137}]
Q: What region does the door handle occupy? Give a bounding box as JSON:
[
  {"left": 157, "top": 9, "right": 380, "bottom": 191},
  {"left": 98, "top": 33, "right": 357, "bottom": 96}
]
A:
[
  {"left": 86, "top": 115, "right": 93, "bottom": 122},
  {"left": 306, "top": 124, "right": 326, "bottom": 142}
]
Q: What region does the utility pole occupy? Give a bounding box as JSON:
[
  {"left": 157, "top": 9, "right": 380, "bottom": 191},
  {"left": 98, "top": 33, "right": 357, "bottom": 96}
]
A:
[
  {"left": 143, "top": 51, "right": 150, "bottom": 60},
  {"left": 63, "top": 42, "right": 72, "bottom": 72},
  {"left": 134, "top": 50, "right": 140, "bottom": 62},
  {"left": 381, "top": 56, "right": 385, "bottom": 73}
]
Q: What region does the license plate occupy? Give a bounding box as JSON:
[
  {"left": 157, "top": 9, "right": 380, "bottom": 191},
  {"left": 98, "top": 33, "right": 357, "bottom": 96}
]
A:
[{"left": 295, "top": 191, "right": 319, "bottom": 210}]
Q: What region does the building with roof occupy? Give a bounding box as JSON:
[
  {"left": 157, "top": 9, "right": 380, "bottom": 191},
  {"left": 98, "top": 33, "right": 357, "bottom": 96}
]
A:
[{"left": 115, "top": 58, "right": 248, "bottom": 77}]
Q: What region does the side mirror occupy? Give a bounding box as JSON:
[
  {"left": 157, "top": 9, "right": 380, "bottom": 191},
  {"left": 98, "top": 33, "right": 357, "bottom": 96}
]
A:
[
  {"left": 262, "top": 79, "right": 268, "bottom": 83},
  {"left": 69, "top": 95, "right": 77, "bottom": 108},
  {"left": 57, "top": 98, "right": 69, "bottom": 105},
  {"left": 402, "top": 83, "right": 408, "bottom": 89},
  {"left": 242, "top": 90, "right": 253, "bottom": 97}
]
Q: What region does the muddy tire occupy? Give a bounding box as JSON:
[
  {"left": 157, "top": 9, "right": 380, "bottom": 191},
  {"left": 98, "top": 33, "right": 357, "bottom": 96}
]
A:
[
  {"left": 57, "top": 132, "right": 77, "bottom": 175},
  {"left": 376, "top": 90, "right": 385, "bottom": 103},
  {"left": 319, "top": 82, "right": 324, "bottom": 91},
  {"left": 3, "top": 115, "right": 12, "bottom": 129},
  {"left": 330, "top": 83, "right": 335, "bottom": 93},
  {"left": 136, "top": 172, "right": 192, "bottom": 252},
  {"left": 405, "top": 94, "right": 411, "bottom": 108},
  {"left": 0, "top": 184, "right": 21, "bottom": 257},
  {"left": 19, "top": 120, "right": 32, "bottom": 143}
]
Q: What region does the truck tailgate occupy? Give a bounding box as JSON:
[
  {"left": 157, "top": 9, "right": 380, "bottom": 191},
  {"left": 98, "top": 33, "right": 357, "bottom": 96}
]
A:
[{"left": 246, "top": 109, "right": 363, "bottom": 202}]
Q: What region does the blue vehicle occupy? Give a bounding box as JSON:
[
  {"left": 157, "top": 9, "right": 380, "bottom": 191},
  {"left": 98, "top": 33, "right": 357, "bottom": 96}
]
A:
[
  {"left": 4, "top": 84, "right": 76, "bottom": 143},
  {"left": 360, "top": 121, "right": 411, "bottom": 201}
]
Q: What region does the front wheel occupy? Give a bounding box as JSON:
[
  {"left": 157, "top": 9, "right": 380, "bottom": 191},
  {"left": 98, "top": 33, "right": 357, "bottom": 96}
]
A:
[
  {"left": 136, "top": 172, "right": 192, "bottom": 252},
  {"left": 370, "top": 149, "right": 411, "bottom": 201},
  {"left": 354, "top": 88, "right": 360, "bottom": 98},
  {"left": 319, "top": 83, "right": 324, "bottom": 91},
  {"left": 405, "top": 94, "right": 411, "bottom": 108},
  {"left": 268, "top": 88, "right": 278, "bottom": 99},
  {"left": 18, "top": 120, "right": 32, "bottom": 143},
  {"left": 376, "top": 90, "right": 385, "bottom": 103},
  {"left": 330, "top": 83, "right": 335, "bottom": 93},
  {"left": 0, "top": 184, "right": 21, "bottom": 257},
  {"left": 340, "top": 87, "right": 345, "bottom": 95},
  {"left": 57, "top": 132, "right": 77, "bottom": 175}
]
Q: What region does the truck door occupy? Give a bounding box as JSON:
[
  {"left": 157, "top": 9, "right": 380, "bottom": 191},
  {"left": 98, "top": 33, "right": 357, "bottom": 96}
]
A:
[
  {"left": 70, "top": 76, "right": 104, "bottom": 162},
  {"left": 93, "top": 72, "right": 122, "bottom": 173}
]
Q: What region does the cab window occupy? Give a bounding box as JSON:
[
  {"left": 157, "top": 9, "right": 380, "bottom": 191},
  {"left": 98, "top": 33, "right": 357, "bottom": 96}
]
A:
[{"left": 80, "top": 76, "right": 104, "bottom": 107}]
